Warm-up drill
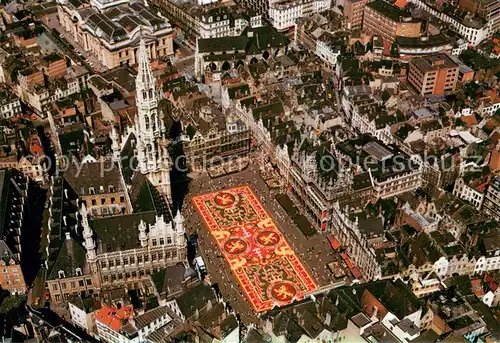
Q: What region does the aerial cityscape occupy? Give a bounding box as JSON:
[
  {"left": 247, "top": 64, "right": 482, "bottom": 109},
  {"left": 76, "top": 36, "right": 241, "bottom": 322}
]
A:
[{"left": 0, "top": 0, "right": 499, "bottom": 341}]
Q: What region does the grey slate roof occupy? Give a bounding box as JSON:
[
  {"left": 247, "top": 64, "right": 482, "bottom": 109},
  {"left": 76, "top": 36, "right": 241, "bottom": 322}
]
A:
[
  {"left": 65, "top": 162, "right": 124, "bottom": 196},
  {"left": 175, "top": 283, "right": 216, "bottom": 319},
  {"left": 90, "top": 212, "right": 156, "bottom": 253},
  {"left": 47, "top": 237, "right": 87, "bottom": 280},
  {"left": 197, "top": 28, "right": 289, "bottom": 54}
]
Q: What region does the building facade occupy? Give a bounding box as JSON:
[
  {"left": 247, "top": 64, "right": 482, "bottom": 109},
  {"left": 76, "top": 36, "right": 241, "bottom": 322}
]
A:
[
  {"left": 83, "top": 205, "right": 187, "bottom": 289},
  {"left": 452, "top": 177, "right": 485, "bottom": 210},
  {"left": 112, "top": 39, "right": 173, "bottom": 203},
  {"left": 57, "top": 0, "right": 175, "bottom": 69},
  {"left": 65, "top": 162, "right": 131, "bottom": 218},
  {"left": 0, "top": 248, "right": 27, "bottom": 295},
  {"left": 194, "top": 28, "right": 290, "bottom": 77},
  {"left": 343, "top": 0, "right": 367, "bottom": 30},
  {"left": 0, "top": 91, "right": 22, "bottom": 119},
  {"left": 149, "top": 0, "right": 262, "bottom": 39},
  {"left": 407, "top": 54, "right": 459, "bottom": 97},
  {"left": 330, "top": 202, "right": 382, "bottom": 281},
  {"left": 183, "top": 121, "right": 250, "bottom": 171},
  {"left": 268, "top": 0, "right": 331, "bottom": 31},
  {"left": 408, "top": 0, "right": 495, "bottom": 46},
  {"left": 482, "top": 176, "right": 500, "bottom": 222},
  {"left": 363, "top": 0, "right": 422, "bottom": 43}
]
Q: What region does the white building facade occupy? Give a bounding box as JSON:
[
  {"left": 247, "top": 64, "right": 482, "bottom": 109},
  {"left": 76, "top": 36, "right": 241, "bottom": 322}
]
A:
[
  {"left": 269, "top": 0, "right": 331, "bottom": 31},
  {"left": 408, "top": 0, "right": 494, "bottom": 46}
]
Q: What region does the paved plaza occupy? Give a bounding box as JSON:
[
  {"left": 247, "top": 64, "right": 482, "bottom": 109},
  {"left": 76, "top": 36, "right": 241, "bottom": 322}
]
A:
[{"left": 183, "top": 160, "right": 346, "bottom": 324}]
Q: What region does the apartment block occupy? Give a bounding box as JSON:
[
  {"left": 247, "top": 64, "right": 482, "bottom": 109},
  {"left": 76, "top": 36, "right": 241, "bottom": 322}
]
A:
[
  {"left": 344, "top": 0, "right": 367, "bottom": 30},
  {"left": 363, "top": 0, "right": 422, "bottom": 42},
  {"left": 483, "top": 176, "right": 500, "bottom": 222},
  {"left": 407, "top": 53, "right": 459, "bottom": 96}
]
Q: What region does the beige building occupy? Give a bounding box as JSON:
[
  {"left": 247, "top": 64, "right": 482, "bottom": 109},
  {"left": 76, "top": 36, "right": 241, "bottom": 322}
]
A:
[
  {"left": 64, "top": 162, "right": 131, "bottom": 218},
  {"left": 344, "top": 0, "right": 367, "bottom": 30},
  {"left": 363, "top": 0, "right": 422, "bottom": 42},
  {"left": 0, "top": 247, "right": 27, "bottom": 295},
  {"left": 407, "top": 54, "right": 459, "bottom": 96},
  {"left": 57, "top": 0, "right": 175, "bottom": 69}
]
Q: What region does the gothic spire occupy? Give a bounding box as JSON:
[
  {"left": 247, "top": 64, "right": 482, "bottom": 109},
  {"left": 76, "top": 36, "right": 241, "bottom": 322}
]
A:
[
  {"left": 137, "top": 38, "right": 155, "bottom": 89},
  {"left": 81, "top": 204, "right": 96, "bottom": 262}
]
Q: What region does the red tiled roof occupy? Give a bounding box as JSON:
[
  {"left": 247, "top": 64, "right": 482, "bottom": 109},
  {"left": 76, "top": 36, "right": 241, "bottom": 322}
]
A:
[
  {"left": 327, "top": 235, "right": 341, "bottom": 250},
  {"left": 351, "top": 267, "right": 362, "bottom": 279},
  {"left": 471, "top": 279, "right": 485, "bottom": 296},
  {"left": 489, "top": 149, "right": 500, "bottom": 172},
  {"left": 95, "top": 304, "right": 134, "bottom": 331},
  {"left": 394, "top": 0, "right": 407, "bottom": 8},
  {"left": 461, "top": 115, "right": 478, "bottom": 127}
]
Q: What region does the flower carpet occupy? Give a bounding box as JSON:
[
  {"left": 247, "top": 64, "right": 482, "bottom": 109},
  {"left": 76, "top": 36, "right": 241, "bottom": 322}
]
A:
[{"left": 192, "top": 186, "right": 318, "bottom": 313}]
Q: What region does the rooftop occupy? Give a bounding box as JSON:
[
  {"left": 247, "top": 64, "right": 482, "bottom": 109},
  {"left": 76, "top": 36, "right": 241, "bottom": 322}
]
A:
[
  {"left": 65, "top": 162, "right": 125, "bottom": 196},
  {"left": 95, "top": 304, "right": 134, "bottom": 331},
  {"left": 366, "top": 0, "right": 418, "bottom": 23},
  {"left": 410, "top": 53, "right": 458, "bottom": 73}
]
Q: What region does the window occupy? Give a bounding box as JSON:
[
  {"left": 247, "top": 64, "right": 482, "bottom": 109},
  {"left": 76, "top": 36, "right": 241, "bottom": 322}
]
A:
[
  {"left": 92, "top": 199, "right": 97, "bottom": 206},
  {"left": 152, "top": 239, "right": 157, "bottom": 247},
  {"left": 89, "top": 187, "right": 95, "bottom": 195},
  {"left": 145, "top": 116, "right": 150, "bottom": 130},
  {"left": 61, "top": 283, "right": 67, "bottom": 290},
  {"left": 143, "top": 91, "right": 147, "bottom": 100},
  {"left": 167, "top": 237, "right": 172, "bottom": 244},
  {"left": 71, "top": 281, "right": 76, "bottom": 288},
  {"left": 101, "top": 198, "right": 106, "bottom": 205},
  {"left": 138, "top": 255, "right": 143, "bottom": 263},
  {"left": 120, "top": 196, "right": 125, "bottom": 203},
  {"left": 130, "top": 256, "right": 135, "bottom": 264},
  {"left": 55, "top": 294, "right": 61, "bottom": 301},
  {"left": 78, "top": 280, "right": 84, "bottom": 287},
  {"left": 111, "top": 197, "right": 115, "bottom": 204},
  {"left": 109, "top": 260, "right": 114, "bottom": 267},
  {"left": 160, "top": 238, "right": 165, "bottom": 245},
  {"left": 58, "top": 271, "right": 65, "bottom": 279},
  {"left": 86, "top": 279, "right": 92, "bottom": 285},
  {"left": 116, "top": 259, "right": 121, "bottom": 266}
]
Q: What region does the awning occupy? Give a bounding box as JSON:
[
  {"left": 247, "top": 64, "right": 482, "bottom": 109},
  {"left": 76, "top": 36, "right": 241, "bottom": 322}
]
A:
[
  {"left": 351, "top": 267, "right": 362, "bottom": 279},
  {"left": 327, "top": 234, "right": 341, "bottom": 250}
]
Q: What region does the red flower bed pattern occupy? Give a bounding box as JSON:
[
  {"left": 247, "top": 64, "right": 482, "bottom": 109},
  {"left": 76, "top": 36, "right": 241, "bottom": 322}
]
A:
[{"left": 192, "top": 186, "right": 318, "bottom": 313}]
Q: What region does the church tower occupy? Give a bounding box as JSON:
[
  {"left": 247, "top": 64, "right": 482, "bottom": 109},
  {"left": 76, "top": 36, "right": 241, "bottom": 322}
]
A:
[{"left": 134, "top": 38, "right": 172, "bottom": 203}]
